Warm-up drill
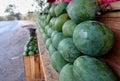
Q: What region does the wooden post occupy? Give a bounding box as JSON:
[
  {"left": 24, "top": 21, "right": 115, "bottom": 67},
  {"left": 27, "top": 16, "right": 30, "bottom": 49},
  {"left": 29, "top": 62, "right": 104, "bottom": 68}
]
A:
[
  {"left": 34, "top": 55, "right": 41, "bottom": 79},
  {"left": 30, "top": 56, "right": 35, "bottom": 80},
  {"left": 23, "top": 56, "right": 31, "bottom": 81}
]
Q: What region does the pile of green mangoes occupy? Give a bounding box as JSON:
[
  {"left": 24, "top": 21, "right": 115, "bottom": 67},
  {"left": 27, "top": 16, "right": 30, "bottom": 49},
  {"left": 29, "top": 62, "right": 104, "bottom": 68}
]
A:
[
  {"left": 37, "top": 0, "right": 117, "bottom": 81},
  {"left": 23, "top": 36, "right": 39, "bottom": 56}
]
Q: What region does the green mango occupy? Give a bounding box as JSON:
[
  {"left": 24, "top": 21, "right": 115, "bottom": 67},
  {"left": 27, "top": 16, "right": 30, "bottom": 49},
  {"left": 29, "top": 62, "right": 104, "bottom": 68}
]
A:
[
  {"left": 73, "top": 56, "right": 117, "bottom": 81},
  {"left": 58, "top": 38, "right": 82, "bottom": 63},
  {"left": 55, "top": 2, "right": 68, "bottom": 16},
  {"left": 48, "top": 44, "right": 56, "bottom": 56},
  {"left": 59, "top": 64, "right": 77, "bottom": 81},
  {"left": 52, "top": 32, "right": 65, "bottom": 49},
  {"left": 51, "top": 51, "right": 68, "bottom": 73},
  {"left": 49, "top": 5, "right": 57, "bottom": 17},
  {"left": 46, "top": 14, "right": 52, "bottom": 24},
  {"left": 45, "top": 38, "right": 52, "bottom": 49},
  {"left": 23, "top": 51, "right": 28, "bottom": 56},
  {"left": 51, "top": 31, "right": 58, "bottom": 39},
  {"left": 54, "top": 13, "right": 69, "bottom": 32},
  {"left": 28, "top": 51, "right": 35, "bottom": 56},
  {"left": 62, "top": 20, "right": 76, "bottom": 37},
  {"left": 67, "top": 0, "right": 100, "bottom": 23},
  {"left": 73, "top": 20, "right": 114, "bottom": 56}
]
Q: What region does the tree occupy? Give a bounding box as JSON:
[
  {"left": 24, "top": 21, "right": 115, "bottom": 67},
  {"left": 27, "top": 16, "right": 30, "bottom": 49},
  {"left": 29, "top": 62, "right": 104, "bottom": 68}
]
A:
[
  {"left": 5, "top": 4, "right": 16, "bottom": 15},
  {"left": 5, "top": 4, "right": 22, "bottom": 20},
  {"left": 35, "top": 0, "right": 45, "bottom": 11},
  {"left": 14, "top": 12, "right": 22, "bottom": 20},
  {"left": 0, "top": 16, "right": 6, "bottom": 21}
]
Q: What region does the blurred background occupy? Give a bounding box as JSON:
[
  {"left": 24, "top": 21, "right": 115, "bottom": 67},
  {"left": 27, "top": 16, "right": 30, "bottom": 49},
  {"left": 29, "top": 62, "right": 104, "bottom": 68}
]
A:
[{"left": 0, "top": 0, "right": 47, "bottom": 21}]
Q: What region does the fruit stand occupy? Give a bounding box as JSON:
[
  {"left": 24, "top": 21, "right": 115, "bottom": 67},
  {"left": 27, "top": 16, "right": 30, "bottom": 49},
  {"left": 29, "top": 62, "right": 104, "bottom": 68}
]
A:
[
  {"left": 36, "top": 0, "right": 120, "bottom": 81},
  {"left": 23, "top": 28, "right": 45, "bottom": 81}
]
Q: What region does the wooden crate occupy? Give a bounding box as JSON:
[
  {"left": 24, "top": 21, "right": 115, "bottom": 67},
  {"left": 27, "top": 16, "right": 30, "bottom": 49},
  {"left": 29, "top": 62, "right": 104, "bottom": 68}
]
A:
[{"left": 23, "top": 54, "right": 45, "bottom": 81}]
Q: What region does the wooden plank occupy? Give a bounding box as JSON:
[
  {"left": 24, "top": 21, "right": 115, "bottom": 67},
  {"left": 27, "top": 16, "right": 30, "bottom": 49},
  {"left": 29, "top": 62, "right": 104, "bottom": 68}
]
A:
[
  {"left": 98, "top": 18, "right": 120, "bottom": 30},
  {"left": 98, "top": 17, "right": 120, "bottom": 80},
  {"left": 23, "top": 56, "right": 31, "bottom": 81},
  {"left": 36, "top": 28, "right": 59, "bottom": 81},
  {"left": 99, "top": 12, "right": 120, "bottom": 18},
  {"left": 34, "top": 54, "right": 41, "bottom": 79},
  {"left": 30, "top": 56, "right": 35, "bottom": 80},
  {"left": 100, "top": 1, "right": 120, "bottom": 12},
  {"left": 108, "top": 1, "right": 120, "bottom": 10},
  {"left": 99, "top": 1, "right": 120, "bottom": 17},
  {"left": 35, "top": 29, "right": 45, "bottom": 80},
  {"left": 36, "top": 29, "right": 46, "bottom": 80},
  {"left": 39, "top": 54, "right": 45, "bottom": 80}
]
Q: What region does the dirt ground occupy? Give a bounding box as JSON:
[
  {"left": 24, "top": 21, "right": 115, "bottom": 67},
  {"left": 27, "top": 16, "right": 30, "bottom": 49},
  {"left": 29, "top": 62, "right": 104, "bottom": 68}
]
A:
[{"left": 0, "top": 21, "right": 33, "bottom": 81}]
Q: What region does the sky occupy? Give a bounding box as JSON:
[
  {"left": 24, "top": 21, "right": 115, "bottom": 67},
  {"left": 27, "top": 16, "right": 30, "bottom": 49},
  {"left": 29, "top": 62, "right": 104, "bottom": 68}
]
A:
[{"left": 0, "top": 0, "right": 40, "bottom": 16}]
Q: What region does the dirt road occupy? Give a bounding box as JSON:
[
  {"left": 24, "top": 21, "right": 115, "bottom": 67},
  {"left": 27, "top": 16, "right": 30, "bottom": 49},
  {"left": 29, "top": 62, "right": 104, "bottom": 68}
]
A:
[{"left": 0, "top": 21, "right": 35, "bottom": 81}]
